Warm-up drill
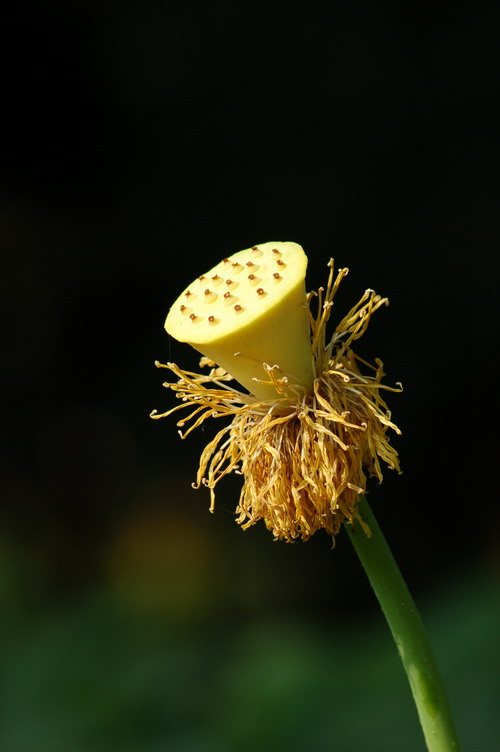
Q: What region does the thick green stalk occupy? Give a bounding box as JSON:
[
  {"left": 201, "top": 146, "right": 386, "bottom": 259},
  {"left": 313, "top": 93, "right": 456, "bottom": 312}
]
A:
[{"left": 344, "top": 496, "right": 461, "bottom": 752}]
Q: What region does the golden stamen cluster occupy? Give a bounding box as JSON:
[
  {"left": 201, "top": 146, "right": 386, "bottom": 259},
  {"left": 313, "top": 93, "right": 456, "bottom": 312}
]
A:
[{"left": 152, "top": 247, "right": 401, "bottom": 542}]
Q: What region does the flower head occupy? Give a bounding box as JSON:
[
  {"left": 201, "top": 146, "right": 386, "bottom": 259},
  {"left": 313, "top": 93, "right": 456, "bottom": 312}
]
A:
[{"left": 152, "top": 242, "right": 401, "bottom": 542}]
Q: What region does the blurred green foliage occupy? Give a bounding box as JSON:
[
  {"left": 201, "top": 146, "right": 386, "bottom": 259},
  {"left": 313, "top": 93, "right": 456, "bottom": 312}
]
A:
[{"left": 1, "top": 542, "right": 498, "bottom": 751}]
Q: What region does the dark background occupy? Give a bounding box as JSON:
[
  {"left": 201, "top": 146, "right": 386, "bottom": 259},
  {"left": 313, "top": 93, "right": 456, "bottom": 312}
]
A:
[{"left": 1, "top": 2, "right": 499, "bottom": 750}]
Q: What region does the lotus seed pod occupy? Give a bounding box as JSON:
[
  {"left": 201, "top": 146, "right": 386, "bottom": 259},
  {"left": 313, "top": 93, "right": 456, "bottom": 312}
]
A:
[{"left": 165, "top": 241, "right": 314, "bottom": 399}]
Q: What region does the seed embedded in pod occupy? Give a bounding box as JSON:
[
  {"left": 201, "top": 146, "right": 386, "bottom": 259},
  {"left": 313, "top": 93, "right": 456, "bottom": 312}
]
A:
[{"left": 204, "top": 289, "right": 218, "bottom": 303}]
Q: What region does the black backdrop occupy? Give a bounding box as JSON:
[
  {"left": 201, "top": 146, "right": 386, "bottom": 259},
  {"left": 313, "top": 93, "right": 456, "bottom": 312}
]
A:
[{"left": 1, "top": 3, "right": 499, "bottom": 747}]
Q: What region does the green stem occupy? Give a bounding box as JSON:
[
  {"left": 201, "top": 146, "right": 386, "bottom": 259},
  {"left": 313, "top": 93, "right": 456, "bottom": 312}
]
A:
[{"left": 344, "top": 496, "right": 461, "bottom": 752}]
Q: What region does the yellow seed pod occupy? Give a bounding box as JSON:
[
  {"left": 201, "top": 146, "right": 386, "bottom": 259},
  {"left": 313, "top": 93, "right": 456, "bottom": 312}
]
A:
[{"left": 164, "top": 241, "right": 314, "bottom": 399}]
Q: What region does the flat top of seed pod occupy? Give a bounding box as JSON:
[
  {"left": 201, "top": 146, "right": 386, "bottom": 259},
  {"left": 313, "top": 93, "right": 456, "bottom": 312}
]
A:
[{"left": 165, "top": 241, "right": 308, "bottom": 345}]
